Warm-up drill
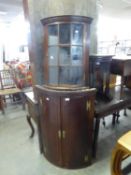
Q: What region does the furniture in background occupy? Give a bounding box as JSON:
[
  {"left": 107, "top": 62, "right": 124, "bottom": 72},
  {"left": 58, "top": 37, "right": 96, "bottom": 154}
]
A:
[
  {"left": 125, "top": 75, "right": 131, "bottom": 89},
  {"left": 111, "top": 56, "right": 131, "bottom": 98},
  {"left": 11, "top": 61, "right": 32, "bottom": 89},
  {"left": 111, "top": 56, "right": 131, "bottom": 115},
  {"left": 0, "top": 69, "right": 16, "bottom": 89},
  {"left": 93, "top": 86, "right": 131, "bottom": 158},
  {"left": 89, "top": 55, "right": 113, "bottom": 101},
  {"left": 36, "top": 85, "right": 96, "bottom": 169},
  {"left": 0, "top": 69, "right": 24, "bottom": 113},
  {"left": 111, "top": 131, "right": 131, "bottom": 175},
  {"left": 25, "top": 91, "right": 43, "bottom": 153},
  {"left": 25, "top": 91, "right": 37, "bottom": 137}
]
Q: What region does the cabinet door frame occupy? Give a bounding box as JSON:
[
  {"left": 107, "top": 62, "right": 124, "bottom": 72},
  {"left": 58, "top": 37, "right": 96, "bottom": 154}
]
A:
[{"left": 42, "top": 16, "right": 92, "bottom": 87}]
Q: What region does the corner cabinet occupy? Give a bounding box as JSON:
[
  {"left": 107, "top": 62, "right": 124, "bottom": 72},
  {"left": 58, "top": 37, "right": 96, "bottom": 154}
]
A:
[
  {"left": 36, "top": 16, "right": 95, "bottom": 169},
  {"left": 36, "top": 85, "right": 96, "bottom": 169},
  {"left": 41, "top": 15, "right": 92, "bottom": 87}
]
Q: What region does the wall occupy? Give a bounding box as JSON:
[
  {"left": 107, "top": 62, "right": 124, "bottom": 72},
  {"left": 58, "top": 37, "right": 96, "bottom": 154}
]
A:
[{"left": 26, "top": 0, "right": 98, "bottom": 85}]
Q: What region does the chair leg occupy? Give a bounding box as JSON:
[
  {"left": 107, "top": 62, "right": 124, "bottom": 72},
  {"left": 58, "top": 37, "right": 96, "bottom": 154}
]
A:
[
  {"left": 111, "top": 146, "right": 125, "bottom": 175},
  {"left": 0, "top": 96, "right": 5, "bottom": 114}
]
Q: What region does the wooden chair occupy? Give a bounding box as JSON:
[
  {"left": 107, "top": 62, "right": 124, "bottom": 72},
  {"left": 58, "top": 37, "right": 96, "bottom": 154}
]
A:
[
  {"left": 0, "top": 69, "right": 24, "bottom": 113},
  {"left": 111, "top": 131, "right": 131, "bottom": 175},
  {"left": 0, "top": 69, "right": 16, "bottom": 90}
]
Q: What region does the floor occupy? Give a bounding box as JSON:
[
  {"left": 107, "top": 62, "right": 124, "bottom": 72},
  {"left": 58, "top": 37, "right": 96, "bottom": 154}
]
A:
[{"left": 0, "top": 102, "right": 131, "bottom": 175}]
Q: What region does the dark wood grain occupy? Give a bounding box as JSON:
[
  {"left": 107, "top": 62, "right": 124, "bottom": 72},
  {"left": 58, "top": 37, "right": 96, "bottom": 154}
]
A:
[{"left": 35, "top": 85, "right": 96, "bottom": 168}]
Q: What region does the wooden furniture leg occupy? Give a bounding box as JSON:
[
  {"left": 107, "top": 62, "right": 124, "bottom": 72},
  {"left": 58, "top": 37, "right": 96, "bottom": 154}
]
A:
[
  {"left": 116, "top": 111, "right": 120, "bottom": 123},
  {"left": 112, "top": 112, "right": 117, "bottom": 126},
  {"left": 92, "top": 117, "right": 100, "bottom": 158},
  {"left": 0, "top": 96, "right": 5, "bottom": 114},
  {"left": 111, "top": 147, "right": 125, "bottom": 175},
  {"left": 124, "top": 108, "right": 127, "bottom": 116},
  {"left": 102, "top": 117, "right": 106, "bottom": 127},
  {"left": 26, "top": 114, "right": 35, "bottom": 138}
]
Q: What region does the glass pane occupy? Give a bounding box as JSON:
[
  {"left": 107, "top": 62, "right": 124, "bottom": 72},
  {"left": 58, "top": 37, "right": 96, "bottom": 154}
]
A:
[
  {"left": 59, "top": 67, "right": 70, "bottom": 84},
  {"left": 49, "top": 67, "right": 58, "bottom": 84},
  {"left": 70, "top": 67, "right": 84, "bottom": 85},
  {"left": 59, "top": 66, "right": 83, "bottom": 85},
  {"left": 71, "top": 46, "right": 83, "bottom": 65},
  {"left": 72, "top": 24, "right": 83, "bottom": 45},
  {"left": 48, "top": 46, "right": 58, "bottom": 65},
  {"left": 48, "top": 25, "right": 58, "bottom": 45},
  {"left": 59, "top": 24, "right": 71, "bottom": 44},
  {"left": 59, "top": 47, "right": 70, "bottom": 65}
]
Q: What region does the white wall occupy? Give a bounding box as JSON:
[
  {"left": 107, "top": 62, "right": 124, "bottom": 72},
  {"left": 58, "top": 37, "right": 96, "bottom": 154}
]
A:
[{"left": 97, "top": 15, "right": 131, "bottom": 54}]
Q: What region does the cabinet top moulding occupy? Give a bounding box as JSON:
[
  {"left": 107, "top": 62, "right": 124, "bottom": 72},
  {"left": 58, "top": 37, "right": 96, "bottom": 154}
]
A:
[{"left": 41, "top": 15, "right": 93, "bottom": 25}]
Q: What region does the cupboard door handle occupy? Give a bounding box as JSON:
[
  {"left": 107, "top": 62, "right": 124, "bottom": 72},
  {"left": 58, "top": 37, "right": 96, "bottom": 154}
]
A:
[
  {"left": 86, "top": 101, "right": 91, "bottom": 111},
  {"left": 58, "top": 130, "right": 62, "bottom": 139},
  {"left": 62, "top": 130, "right": 66, "bottom": 139}
]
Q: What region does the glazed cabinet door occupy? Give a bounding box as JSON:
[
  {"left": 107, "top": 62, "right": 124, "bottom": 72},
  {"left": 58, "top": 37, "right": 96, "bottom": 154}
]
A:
[
  {"left": 38, "top": 94, "right": 62, "bottom": 166},
  {"left": 61, "top": 95, "right": 93, "bottom": 168}
]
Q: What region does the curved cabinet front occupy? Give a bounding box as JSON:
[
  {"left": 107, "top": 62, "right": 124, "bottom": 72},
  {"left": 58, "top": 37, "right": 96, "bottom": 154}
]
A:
[{"left": 36, "top": 85, "right": 96, "bottom": 169}]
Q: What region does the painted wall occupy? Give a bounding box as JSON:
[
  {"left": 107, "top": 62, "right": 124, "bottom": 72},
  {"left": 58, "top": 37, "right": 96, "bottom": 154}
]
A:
[{"left": 27, "top": 0, "right": 98, "bottom": 85}]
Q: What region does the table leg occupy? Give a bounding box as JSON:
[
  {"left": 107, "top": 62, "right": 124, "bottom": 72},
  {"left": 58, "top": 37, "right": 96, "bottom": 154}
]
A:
[
  {"left": 112, "top": 112, "right": 117, "bottom": 126},
  {"left": 92, "top": 118, "right": 100, "bottom": 158},
  {"left": 124, "top": 109, "right": 127, "bottom": 116},
  {"left": 0, "top": 96, "right": 5, "bottom": 114},
  {"left": 26, "top": 114, "right": 35, "bottom": 138},
  {"left": 116, "top": 111, "right": 120, "bottom": 123}
]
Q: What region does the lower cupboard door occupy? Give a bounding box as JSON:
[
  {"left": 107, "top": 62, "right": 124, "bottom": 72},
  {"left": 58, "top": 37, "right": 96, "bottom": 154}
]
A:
[
  {"left": 40, "top": 95, "right": 62, "bottom": 166},
  {"left": 61, "top": 96, "right": 93, "bottom": 168}
]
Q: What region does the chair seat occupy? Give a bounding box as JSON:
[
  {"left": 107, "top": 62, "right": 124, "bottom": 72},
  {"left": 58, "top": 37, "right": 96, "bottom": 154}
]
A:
[
  {"left": 118, "top": 131, "right": 131, "bottom": 154},
  {"left": 0, "top": 88, "right": 24, "bottom": 114},
  {"left": 111, "top": 131, "right": 131, "bottom": 175},
  {"left": 0, "top": 88, "right": 21, "bottom": 95}
]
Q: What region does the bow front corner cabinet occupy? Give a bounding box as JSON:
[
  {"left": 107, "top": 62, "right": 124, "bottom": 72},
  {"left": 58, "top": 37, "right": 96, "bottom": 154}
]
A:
[
  {"left": 36, "top": 15, "right": 95, "bottom": 169},
  {"left": 35, "top": 85, "right": 96, "bottom": 169}
]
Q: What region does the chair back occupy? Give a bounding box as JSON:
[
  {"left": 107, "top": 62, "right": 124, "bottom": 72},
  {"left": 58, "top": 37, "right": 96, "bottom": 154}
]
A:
[{"left": 0, "top": 69, "right": 16, "bottom": 90}]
